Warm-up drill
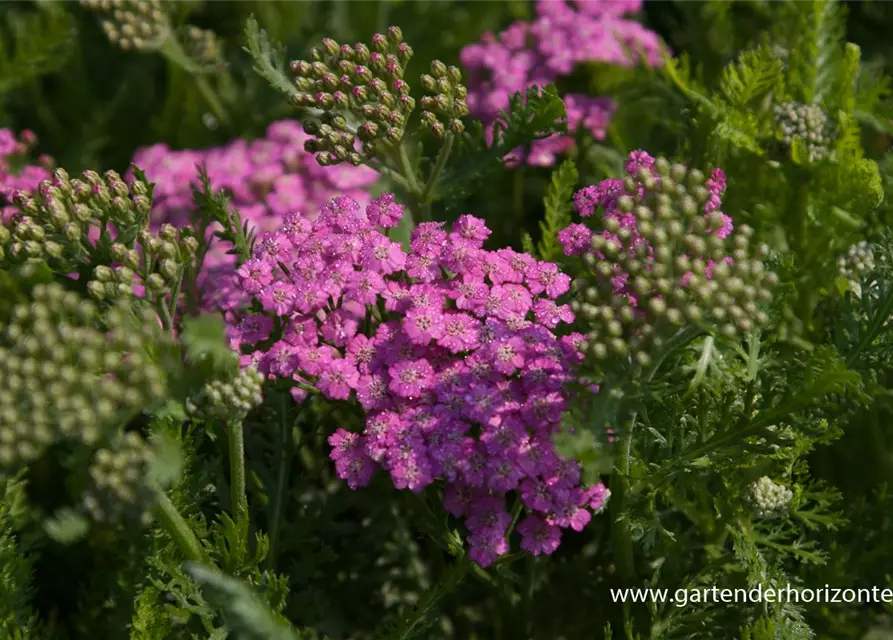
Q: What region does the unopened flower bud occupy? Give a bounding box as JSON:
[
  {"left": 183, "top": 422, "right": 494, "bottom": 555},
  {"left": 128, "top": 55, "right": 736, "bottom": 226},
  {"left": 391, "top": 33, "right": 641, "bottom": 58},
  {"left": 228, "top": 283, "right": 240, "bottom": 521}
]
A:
[
  {"left": 146, "top": 273, "right": 165, "bottom": 292},
  {"left": 387, "top": 26, "right": 403, "bottom": 44},
  {"left": 159, "top": 259, "right": 178, "bottom": 279}
]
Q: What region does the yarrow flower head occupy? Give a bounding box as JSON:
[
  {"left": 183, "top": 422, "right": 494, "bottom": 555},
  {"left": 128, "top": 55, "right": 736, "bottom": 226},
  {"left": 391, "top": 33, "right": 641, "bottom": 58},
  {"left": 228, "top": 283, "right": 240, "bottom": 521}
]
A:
[
  {"left": 837, "top": 240, "right": 876, "bottom": 297},
  {"left": 774, "top": 101, "right": 834, "bottom": 163},
  {"left": 0, "top": 284, "right": 170, "bottom": 479},
  {"left": 129, "top": 120, "right": 377, "bottom": 312},
  {"left": 562, "top": 151, "right": 777, "bottom": 373},
  {"left": 748, "top": 476, "right": 793, "bottom": 519},
  {"left": 460, "top": 0, "right": 663, "bottom": 166},
  {"left": 228, "top": 192, "right": 608, "bottom": 566}
]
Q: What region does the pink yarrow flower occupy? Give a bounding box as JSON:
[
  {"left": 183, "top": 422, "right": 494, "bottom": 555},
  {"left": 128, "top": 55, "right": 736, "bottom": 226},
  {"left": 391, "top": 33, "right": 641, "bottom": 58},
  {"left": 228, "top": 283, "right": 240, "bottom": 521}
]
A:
[{"left": 226, "top": 193, "right": 607, "bottom": 566}]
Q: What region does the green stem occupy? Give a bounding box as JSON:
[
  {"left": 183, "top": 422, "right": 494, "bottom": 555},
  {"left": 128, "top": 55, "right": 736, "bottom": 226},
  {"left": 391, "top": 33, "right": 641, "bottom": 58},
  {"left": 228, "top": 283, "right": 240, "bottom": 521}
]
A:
[
  {"left": 506, "top": 496, "right": 523, "bottom": 538},
  {"left": 166, "top": 272, "right": 184, "bottom": 327},
  {"left": 610, "top": 410, "right": 638, "bottom": 583},
  {"left": 154, "top": 490, "right": 211, "bottom": 565},
  {"left": 195, "top": 75, "right": 230, "bottom": 126},
  {"left": 227, "top": 419, "right": 248, "bottom": 532},
  {"left": 160, "top": 35, "right": 229, "bottom": 125},
  {"left": 156, "top": 295, "right": 175, "bottom": 332},
  {"left": 363, "top": 158, "right": 412, "bottom": 192},
  {"left": 420, "top": 133, "right": 455, "bottom": 204},
  {"left": 397, "top": 141, "right": 421, "bottom": 195},
  {"left": 267, "top": 395, "right": 293, "bottom": 571}
]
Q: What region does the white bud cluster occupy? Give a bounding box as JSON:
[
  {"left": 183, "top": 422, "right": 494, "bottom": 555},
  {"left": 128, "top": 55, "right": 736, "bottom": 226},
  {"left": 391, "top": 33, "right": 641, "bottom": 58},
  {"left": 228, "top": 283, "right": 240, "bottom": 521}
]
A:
[
  {"left": 185, "top": 367, "right": 265, "bottom": 422},
  {"left": 82, "top": 431, "right": 155, "bottom": 526},
  {"left": 80, "top": 0, "right": 169, "bottom": 52},
  {"left": 748, "top": 476, "right": 793, "bottom": 519},
  {"left": 838, "top": 240, "right": 875, "bottom": 281},
  {"left": 0, "top": 284, "right": 170, "bottom": 474},
  {"left": 774, "top": 102, "right": 832, "bottom": 163},
  {"left": 183, "top": 26, "right": 223, "bottom": 68}
]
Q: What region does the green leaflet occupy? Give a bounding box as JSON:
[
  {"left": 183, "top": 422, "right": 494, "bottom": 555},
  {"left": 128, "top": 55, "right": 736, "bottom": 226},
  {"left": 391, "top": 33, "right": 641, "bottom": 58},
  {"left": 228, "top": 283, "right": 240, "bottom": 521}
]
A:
[{"left": 537, "top": 159, "right": 578, "bottom": 262}]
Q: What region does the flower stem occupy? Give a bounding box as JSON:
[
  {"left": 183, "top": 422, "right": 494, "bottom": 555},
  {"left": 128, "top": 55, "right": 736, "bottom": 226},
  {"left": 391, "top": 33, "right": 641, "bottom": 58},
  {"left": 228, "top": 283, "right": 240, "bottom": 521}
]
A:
[
  {"left": 194, "top": 75, "right": 230, "bottom": 126},
  {"left": 610, "top": 411, "right": 638, "bottom": 582},
  {"left": 227, "top": 419, "right": 248, "bottom": 533},
  {"left": 397, "top": 141, "right": 421, "bottom": 195},
  {"left": 160, "top": 35, "right": 230, "bottom": 125},
  {"left": 420, "top": 133, "right": 455, "bottom": 205},
  {"left": 266, "top": 395, "right": 292, "bottom": 571},
  {"left": 154, "top": 490, "right": 211, "bottom": 565}
]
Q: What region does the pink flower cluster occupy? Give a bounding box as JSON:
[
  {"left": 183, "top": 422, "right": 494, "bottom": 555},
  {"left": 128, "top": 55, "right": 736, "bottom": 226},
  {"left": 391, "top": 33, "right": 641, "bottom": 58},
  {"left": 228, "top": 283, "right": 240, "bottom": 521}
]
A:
[
  {"left": 226, "top": 193, "right": 610, "bottom": 566},
  {"left": 461, "top": 0, "right": 664, "bottom": 167},
  {"left": 0, "top": 129, "right": 53, "bottom": 223},
  {"left": 129, "top": 120, "right": 378, "bottom": 311},
  {"left": 558, "top": 150, "right": 733, "bottom": 303}
]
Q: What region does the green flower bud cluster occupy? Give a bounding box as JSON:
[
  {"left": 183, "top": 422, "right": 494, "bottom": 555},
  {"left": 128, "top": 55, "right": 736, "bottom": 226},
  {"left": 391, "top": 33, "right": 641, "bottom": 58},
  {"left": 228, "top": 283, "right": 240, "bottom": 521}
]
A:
[
  {"left": 81, "top": 431, "right": 155, "bottom": 526},
  {"left": 837, "top": 240, "right": 874, "bottom": 281},
  {"left": 2, "top": 168, "right": 151, "bottom": 269},
  {"left": 0, "top": 283, "right": 170, "bottom": 474},
  {"left": 185, "top": 367, "right": 265, "bottom": 422},
  {"left": 747, "top": 476, "right": 793, "bottom": 519},
  {"left": 289, "top": 26, "right": 416, "bottom": 166},
  {"left": 570, "top": 159, "right": 776, "bottom": 373},
  {"left": 774, "top": 102, "right": 833, "bottom": 163},
  {"left": 1, "top": 169, "right": 197, "bottom": 309},
  {"left": 183, "top": 25, "right": 224, "bottom": 69},
  {"left": 418, "top": 60, "right": 468, "bottom": 138},
  {"left": 80, "top": 0, "right": 169, "bottom": 52},
  {"left": 86, "top": 225, "right": 199, "bottom": 304}
]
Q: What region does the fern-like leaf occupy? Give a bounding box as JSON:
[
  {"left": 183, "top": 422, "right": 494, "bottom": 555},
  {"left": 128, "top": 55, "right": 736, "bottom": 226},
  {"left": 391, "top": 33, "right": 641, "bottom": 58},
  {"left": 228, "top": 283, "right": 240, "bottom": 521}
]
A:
[
  {"left": 537, "top": 159, "right": 578, "bottom": 261},
  {"left": 786, "top": 0, "right": 845, "bottom": 105},
  {"left": 242, "top": 15, "right": 296, "bottom": 99},
  {"left": 0, "top": 478, "right": 45, "bottom": 638},
  {"left": 719, "top": 45, "right": 784, "bottom": 107}
]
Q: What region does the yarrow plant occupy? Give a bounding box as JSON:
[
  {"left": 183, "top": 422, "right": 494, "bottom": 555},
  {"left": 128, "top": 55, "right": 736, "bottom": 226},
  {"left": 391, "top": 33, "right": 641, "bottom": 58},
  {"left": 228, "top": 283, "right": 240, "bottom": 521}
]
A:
[
  {"left": 3, "top": 4, "right": 893, "bottom": 640},
  {"left": 460, "top": 0, "right": 664, "bottom": 166},
  {"left": 562, "top": 150, "right": 776, "bottom": 375},
  {"left": 226, "top": 193, "right": 609, "bottom": 566}
]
